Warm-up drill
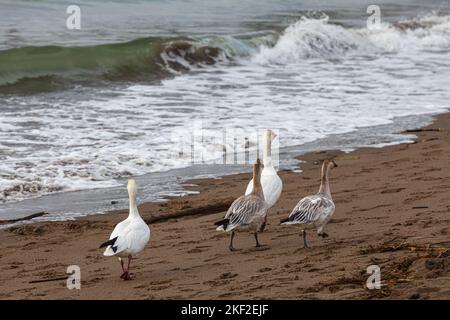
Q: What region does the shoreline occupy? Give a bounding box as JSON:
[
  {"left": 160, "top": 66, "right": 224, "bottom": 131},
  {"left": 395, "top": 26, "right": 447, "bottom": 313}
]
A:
[
  {"left": 0, "top": 112, "right": 449, "bottom": 299},
  {"left": 0, "top": 112, "right": 440, "bottom": 224}
]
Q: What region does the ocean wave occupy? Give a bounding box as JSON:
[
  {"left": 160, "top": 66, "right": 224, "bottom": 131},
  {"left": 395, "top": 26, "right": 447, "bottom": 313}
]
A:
[
  {"left": 1, "top": 13, "right": 449, "bottom": 94},
  {"left": 0, "top": 35, "right": 263, "bottom": 94},
  {"left": 253, "top": 13, "right": 450, "bottom": 64}
]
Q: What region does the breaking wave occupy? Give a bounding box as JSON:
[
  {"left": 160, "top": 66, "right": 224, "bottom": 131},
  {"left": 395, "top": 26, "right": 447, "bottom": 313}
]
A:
[
  {"left": 0, "top": 35, "right": 273, "bottom": 94},
  {"left": 1, "top": 13, "right": 449, "bottom": 94},
  {"left": 253, "top": 13, "right": 450, "bottom": 64}
]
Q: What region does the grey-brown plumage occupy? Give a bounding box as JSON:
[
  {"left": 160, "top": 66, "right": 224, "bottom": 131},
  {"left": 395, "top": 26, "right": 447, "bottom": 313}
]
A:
[
  {"left": 215, "top": 159, "right": 268, "bottom": 251},
  {"left": 280, "top": 159, "right": 338, "bottom": 248}
]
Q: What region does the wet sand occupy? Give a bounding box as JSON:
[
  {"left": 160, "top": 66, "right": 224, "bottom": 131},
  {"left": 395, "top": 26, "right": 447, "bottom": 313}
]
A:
[{"left": 0, "top": 113, "right": 449, "bottom": 299}]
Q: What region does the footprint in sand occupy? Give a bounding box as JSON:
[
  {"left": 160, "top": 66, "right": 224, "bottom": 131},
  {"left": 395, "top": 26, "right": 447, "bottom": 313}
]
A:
[
  {"left": 381, "top": 187, "right": 405, "bottom": 194},
  {"left": 203, "top": 256, "right": 223, "bottom": 263},
  {"left": 85, "top": 277, "right": 105, "bottom": 285},
  {"left": 219, "top": 272, "right": 238, "bottom": 280}
]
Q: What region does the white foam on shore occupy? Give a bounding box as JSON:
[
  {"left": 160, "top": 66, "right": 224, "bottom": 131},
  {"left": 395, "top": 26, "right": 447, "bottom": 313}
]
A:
[{"left": 1, "top": 14, "right": 450, "bottom": 204}]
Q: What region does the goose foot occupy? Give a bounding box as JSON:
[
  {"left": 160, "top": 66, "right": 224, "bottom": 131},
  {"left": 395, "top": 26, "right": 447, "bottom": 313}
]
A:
[
  {"left": 120, "top": 272, "right": 134, "bottom": 280},
  {"left": 319, "top": 232, "right": 329, "bottom": 238},
  {"left": 254, "top": 244, "right": 269, "bottom": 251}
]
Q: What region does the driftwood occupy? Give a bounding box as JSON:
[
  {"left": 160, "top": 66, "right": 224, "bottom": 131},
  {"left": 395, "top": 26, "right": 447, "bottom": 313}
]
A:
[
  {"left": 405, "top": 128, "right": 442, "bottom": 133},
  {"left": 29, "top": 276, "right": 68, "bottom": 284},
  {"left": 1, "top": 199, "right": 233, "bottom": 226},
  {"left": 145, "top": 200, "right": 233, "bottom": 224},
  {"left": 360, "top": 237, "right": 450, "bottom": 255},
  {"left": 0, "top": 211, "right": 48, "bottom": 225}
]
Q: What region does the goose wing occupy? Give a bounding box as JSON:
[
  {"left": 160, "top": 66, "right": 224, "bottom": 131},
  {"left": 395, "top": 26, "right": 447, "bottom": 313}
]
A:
[
  {"left": 114, "top": 222, "right": 150, "bottom": 255},
  {"left": 103, "top": 219, "right": 150, "bottom": 256},
  {"left": 246, "top": 169, "right": 282, "bottom": 207},
  {"left": 102, "top": 219, "right": 130, "bottom": 255},
  {"left": 260, "top": 173, "right": 282, "bottom": 207},
  {"left": 109, "top": 219, "right": 130, "bottom": 241},
  {"left": 225, "top": 194, "right": 267, "bottom": 229},
  {"left": 288, "top": 195, "right": 334, "bottom": 225}
]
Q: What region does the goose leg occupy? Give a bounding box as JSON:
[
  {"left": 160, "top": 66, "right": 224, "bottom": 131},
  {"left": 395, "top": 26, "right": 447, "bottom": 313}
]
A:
[
  {"left": 259, "top": 216, "right": 267, "bottom": 232},
  {"left": 119, "top": 258, "right": 128, "bottom": 280},
  {"left": 254, "top": 232, "right": 262, "bottom": 247},
  {"left": 301, "top": 230, "right": 309, "bottom": 248},
  {"left": 122, "top": 255, "right": 133, "bottom": 280},
  {"left": 229, "top": 231, "right": 237, "bottom": 251}
]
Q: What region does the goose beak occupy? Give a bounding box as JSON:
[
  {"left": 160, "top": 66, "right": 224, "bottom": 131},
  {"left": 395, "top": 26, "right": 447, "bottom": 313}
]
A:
[{"left": 272, "top": 130, "right": 277, "bottom": 140}]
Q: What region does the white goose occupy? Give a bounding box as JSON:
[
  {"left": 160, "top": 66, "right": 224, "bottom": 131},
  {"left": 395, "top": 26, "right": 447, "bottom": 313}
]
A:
[
  {"left": 245, "top": 129, "right": 282, "bottom": 229},
  {"left": 215, "top": 159, "right": 268, "bottom": 251},
  {"left": 100, "top": 179, "right": 150, "bottom": 280},
  {"left": 280, "top": 160, "right": 337, "bottom": 248}
]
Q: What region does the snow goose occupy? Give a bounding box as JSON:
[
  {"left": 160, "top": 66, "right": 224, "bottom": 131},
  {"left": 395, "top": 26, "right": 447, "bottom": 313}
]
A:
[
  {"left": 99, "top": 179, "right": 150, "bottom": 280},
  {"left": 245, "top": 129, "right": 283, "bottom": 230},
  {"left": 280, "top": 160, "right": 337, "bottom": 248},
  {"left": 215, "top": 159, "right": 268, "bottom": 251},
  {"left": 246, "top": 129, "right": 282, "bottom": 207}
]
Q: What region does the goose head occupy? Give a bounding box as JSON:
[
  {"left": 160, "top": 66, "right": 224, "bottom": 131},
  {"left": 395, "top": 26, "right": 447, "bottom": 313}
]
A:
[
  {"left": 330, "top": 159, "right": 338, "bottom": 168},
  {"left": 127, "top": 178, "right": 138, "bottom": 197},
  {"left": 266, "top": 129, "right": 277, "bottom": 143},
  {"left": 323, "top": 159, "right": 338, "bottom": 170}
]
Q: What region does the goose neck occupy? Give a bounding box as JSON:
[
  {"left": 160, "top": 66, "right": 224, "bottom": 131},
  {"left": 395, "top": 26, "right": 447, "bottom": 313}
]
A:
[
  {"left": 128, "top": 193, "right": 140, "bottom": 219},
  {"left": 318, "top": 165, "right": 332, "bottom": 198},
  {"left": 263, "top": 135, "right": 272, "bottom": 167},
  {"left": 252, "top": 169, "right": 265, "bottom": 199}
]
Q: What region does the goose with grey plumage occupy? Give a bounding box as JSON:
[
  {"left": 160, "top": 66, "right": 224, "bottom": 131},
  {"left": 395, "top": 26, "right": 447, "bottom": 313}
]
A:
[
  {"left": 280, "top": 160, "right": 337, "bottom": 248},
  {"left": 214, "top": 159, "right": 268, "bottom": 251}
]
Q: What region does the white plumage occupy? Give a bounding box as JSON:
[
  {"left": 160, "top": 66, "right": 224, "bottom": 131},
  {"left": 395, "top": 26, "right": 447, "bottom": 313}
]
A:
[
  {"left": 100, "top": 179, "right": 150, "bottom": 280},
  {"left": 245, "top": 129, "right": 282, "bottom": 208},
  {"left": 281, "top": 160, "right": 337, "bottom": 248},
  {"left": 102, "top": 217, "right": 150, "bottom": 258}
]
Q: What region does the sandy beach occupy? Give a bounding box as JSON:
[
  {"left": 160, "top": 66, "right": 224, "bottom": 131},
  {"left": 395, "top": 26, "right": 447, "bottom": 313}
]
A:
[{"left": 0, "top": 112, "right": 449, "bottom": 300}]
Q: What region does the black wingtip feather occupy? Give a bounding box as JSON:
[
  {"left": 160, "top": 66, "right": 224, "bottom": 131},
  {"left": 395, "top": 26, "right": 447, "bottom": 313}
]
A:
[
  {"left": 214, "top": 218, "right": 229, "bottom": 229},
  {"left": 279, "top": 217, "right": 290, "bottom": 225},
  {"left": 99, "top": 236, "right": 118, "bottom": 249}
]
